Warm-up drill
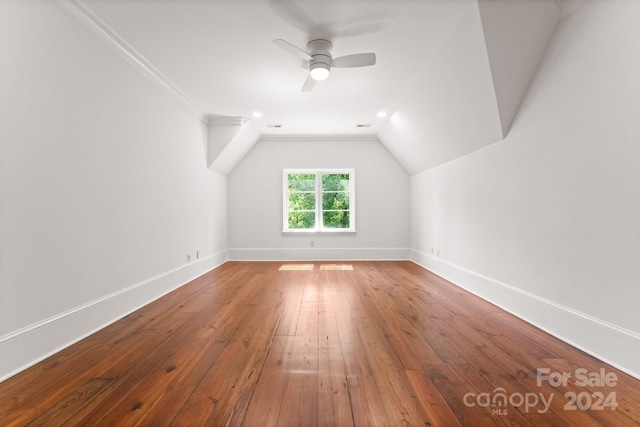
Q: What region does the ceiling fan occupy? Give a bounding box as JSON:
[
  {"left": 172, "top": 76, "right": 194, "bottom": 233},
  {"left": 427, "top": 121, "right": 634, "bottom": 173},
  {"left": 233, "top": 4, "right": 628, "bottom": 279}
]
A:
[{"left": 273, "top": 38, "right": 376, "bottom": 92}]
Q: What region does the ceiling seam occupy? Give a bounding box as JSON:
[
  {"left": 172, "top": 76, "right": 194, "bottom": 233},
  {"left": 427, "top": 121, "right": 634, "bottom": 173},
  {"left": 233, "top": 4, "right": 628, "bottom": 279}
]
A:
[
  {"left": 259, "top": 134, "right": 379, "bottom": 143},
  {"left": 474, "top": 0, "right": 507, "bottom": 140},
  {"left": 557, "top": 0, "right": 590, "bottom": 22}
]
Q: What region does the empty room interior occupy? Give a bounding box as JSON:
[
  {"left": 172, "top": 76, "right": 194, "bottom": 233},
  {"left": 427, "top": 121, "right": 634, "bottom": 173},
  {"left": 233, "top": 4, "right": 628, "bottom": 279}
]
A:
[{"left": 1, "top": 0, "right": 639, "bottom": 425}]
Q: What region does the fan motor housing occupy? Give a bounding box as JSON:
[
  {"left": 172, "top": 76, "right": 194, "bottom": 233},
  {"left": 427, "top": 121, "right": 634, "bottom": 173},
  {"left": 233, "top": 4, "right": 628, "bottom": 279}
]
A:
[
  {"left": 307, "top": 39, "right": 332, "bottom": 55},
  {"left": 307, "top": 39, "right": 333, "bottom": 80},
  {"left": 307, "top": 39, "right": 333, "bottom": 67},
  {"left": 272, "top": 37, "right": 375, "bottom": 90}
]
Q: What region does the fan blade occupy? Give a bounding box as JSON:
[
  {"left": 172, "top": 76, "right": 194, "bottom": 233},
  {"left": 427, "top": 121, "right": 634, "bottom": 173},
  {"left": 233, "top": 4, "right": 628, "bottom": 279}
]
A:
[
  {"left": 302, "top": 75, "right": 317, "bottom": 92},
  {"left": 333, "top": 21, "right": 383, "bottom": 38},
  {"left": 273, "top": 39, "right": 312, "bottom": 61},
  {"left": 332, "top": 53, "right": 376, "bottom": 68},
  {"left": 269, "top": 0, "right": 316, "bottom": 34}
]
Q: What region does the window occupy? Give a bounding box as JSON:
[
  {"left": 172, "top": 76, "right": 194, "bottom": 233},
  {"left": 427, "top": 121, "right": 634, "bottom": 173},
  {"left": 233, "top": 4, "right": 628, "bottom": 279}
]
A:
[{"left": 283, "top": 169, "right": 355, "bottom": 233}]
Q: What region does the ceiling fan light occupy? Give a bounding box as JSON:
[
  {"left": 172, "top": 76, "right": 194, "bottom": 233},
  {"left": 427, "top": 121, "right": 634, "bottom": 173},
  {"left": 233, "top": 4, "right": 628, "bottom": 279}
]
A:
[{"left": 310, "top": 64, "right": 330, "bottom": 81}]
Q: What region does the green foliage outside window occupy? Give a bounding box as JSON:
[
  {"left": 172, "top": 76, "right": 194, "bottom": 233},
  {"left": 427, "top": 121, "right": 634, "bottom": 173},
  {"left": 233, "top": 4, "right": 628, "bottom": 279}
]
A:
[
  {"left": 322, "top": 174, "right": 350, "bottom": 192},
  {"left": 288, "top": 174, "right": 315, "bottom": 191},
  {"left": 287, "top": 172, "right": 352, "bottom": 230},
  {"left": 288, "top": 211, "right": 315, "bottom": 229},
  {"left": 288, "top": 174, "right": 316, "bottom": 229},
  {"left": 321, "top": 174, "right": 350, "bottom": 228}
]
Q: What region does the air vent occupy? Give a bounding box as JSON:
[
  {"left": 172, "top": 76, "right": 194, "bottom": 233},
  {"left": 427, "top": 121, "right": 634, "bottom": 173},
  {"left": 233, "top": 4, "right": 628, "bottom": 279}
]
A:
[
  {"left": 356, "top": 124, "right": 372, "bottom": 128},
  {"left": 267, "top": 124, "right": 283, "bottom": 128}
]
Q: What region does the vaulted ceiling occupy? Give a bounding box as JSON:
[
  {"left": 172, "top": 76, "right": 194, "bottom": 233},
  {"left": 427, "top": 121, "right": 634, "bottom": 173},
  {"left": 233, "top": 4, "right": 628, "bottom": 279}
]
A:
[{"left": 65, "top": 0, "right": 585, "bottom": 174}]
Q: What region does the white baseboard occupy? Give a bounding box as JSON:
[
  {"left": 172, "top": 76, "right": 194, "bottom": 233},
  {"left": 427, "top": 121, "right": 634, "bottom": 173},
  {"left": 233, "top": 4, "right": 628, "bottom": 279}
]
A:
[
  {"left": 0, "top": 250, "right": 228, "bottom": 383},
  {"left": 410, "top": 249, "right": 640, "bottom": 380},
  {"left": 228, "top": 247, "right": 411, "bottom": 261},
  {"left": 7, "top": 249, "right": 635, "bottom": 384}
]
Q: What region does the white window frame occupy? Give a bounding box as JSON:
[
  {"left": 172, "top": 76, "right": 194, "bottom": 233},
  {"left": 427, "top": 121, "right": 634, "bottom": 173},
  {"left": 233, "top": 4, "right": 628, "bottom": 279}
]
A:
[{"left": 283, "top": 169, "right": 356, "bottom": 233}]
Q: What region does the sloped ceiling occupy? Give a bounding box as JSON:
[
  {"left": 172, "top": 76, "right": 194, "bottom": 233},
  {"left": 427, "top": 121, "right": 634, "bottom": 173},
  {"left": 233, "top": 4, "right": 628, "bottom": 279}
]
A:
[
  {"left": 478, "top": 0, "right": 560, "bottom": 138},
  {"left": 69, "top": 0, "right": 571, "bottom": 175}
]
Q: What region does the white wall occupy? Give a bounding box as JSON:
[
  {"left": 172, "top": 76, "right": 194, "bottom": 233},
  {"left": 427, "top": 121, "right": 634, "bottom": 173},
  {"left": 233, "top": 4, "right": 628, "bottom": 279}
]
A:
[
  {"left": 411, "top": 0, "right": 640, "bottom": 377},
  {"left": 0, "top": 0, "right": 227, "bottom": 381},
  {"left": 228, "top": 137, "right": 410, "bottom": 260}
]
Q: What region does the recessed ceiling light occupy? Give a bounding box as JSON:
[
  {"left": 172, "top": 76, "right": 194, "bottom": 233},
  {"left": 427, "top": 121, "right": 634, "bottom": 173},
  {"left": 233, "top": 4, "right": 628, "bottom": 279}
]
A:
[
  {"left": 377, "top": 111, "right": 387, "bottom": 118},
  {"left": 252, "top": 112, "right": 263, "bottom": 118}
]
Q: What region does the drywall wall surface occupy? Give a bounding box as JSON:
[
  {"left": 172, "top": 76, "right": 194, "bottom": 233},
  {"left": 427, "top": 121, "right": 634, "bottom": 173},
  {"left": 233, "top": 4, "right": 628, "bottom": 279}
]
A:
[
  {"left": 228, "top": 136, "right": 410, "bottom": 260},
  {"left": 0, "top": 0, "right": 227, "bottom": 380},
  {"left": 411, "top": 0, "right": 640, "bottom": 376}
]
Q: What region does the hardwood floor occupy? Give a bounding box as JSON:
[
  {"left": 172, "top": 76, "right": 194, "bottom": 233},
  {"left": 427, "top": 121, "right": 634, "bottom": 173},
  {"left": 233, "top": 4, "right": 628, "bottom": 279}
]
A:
[{"left": 1, "top": 261, "right": 639, "bottom": 426}]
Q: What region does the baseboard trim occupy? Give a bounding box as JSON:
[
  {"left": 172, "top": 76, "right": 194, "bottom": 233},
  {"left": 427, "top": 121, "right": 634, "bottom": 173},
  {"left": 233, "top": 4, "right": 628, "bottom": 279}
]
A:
[
  {"left": 410, "top": 249, "right": 640, "bottom": 380},
  {"left": 228, "top": 247, "right": 411, "bottom": 261},
  {"left": 0, "top": 250, "right": 228, "bottom": 383}
]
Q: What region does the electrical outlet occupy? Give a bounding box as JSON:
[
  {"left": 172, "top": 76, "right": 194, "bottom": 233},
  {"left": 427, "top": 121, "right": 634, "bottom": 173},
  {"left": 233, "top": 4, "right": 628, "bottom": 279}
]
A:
[
  {"left": 310, "top": 241, "right": 315, "bottom": 247},
  {"left": 187, "top": 253, "right": 191, "bottom": 262},
  {"left": 196, "top": 250, "right": 199, "bottom": 259}
]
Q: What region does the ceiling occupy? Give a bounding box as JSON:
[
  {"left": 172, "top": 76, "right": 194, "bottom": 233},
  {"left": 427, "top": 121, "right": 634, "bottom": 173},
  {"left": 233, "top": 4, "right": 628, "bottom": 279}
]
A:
[{"left": 73, "top": 0, "right": 578, "bottom": 174}]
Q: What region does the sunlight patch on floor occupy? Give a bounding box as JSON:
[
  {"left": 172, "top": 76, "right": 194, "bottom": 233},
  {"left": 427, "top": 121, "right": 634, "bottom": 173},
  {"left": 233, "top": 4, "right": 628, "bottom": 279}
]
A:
[
  {"left": 319, "top": 264, "right": 353, "bottom": 271},
  {"left": 279, "top": 264, "right": 315, "bottom": 271}
]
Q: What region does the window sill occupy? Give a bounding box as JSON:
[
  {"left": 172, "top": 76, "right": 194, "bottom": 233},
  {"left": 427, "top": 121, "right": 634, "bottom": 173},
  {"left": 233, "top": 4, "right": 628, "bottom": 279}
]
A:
[{"left": 282, "top": 229, "right": 356, "bottom": 235}]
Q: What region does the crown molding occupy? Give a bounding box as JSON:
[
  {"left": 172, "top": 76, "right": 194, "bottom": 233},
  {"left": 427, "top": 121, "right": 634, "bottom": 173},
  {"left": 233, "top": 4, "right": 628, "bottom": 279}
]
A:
[
  {"left": 50, "top": 0, "right": 206, "bottom": 121},
  {"left": 206, "top": 115, "right": 250, "bottom": 126},
  {"left": 259, "top": 134, "right": 379, "bottom": 143}
]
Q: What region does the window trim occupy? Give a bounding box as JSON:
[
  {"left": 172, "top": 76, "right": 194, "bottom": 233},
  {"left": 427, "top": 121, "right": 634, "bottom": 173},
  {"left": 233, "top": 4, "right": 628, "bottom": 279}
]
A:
[{"left": 283, "top": 168, "right": 356, "bottom": 233}]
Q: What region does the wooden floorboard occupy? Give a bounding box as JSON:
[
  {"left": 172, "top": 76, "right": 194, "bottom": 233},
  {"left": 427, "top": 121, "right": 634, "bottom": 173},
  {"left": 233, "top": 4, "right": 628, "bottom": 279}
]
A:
[{"left": 1, "top": 261, "right": 639, "bottom": 426}]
